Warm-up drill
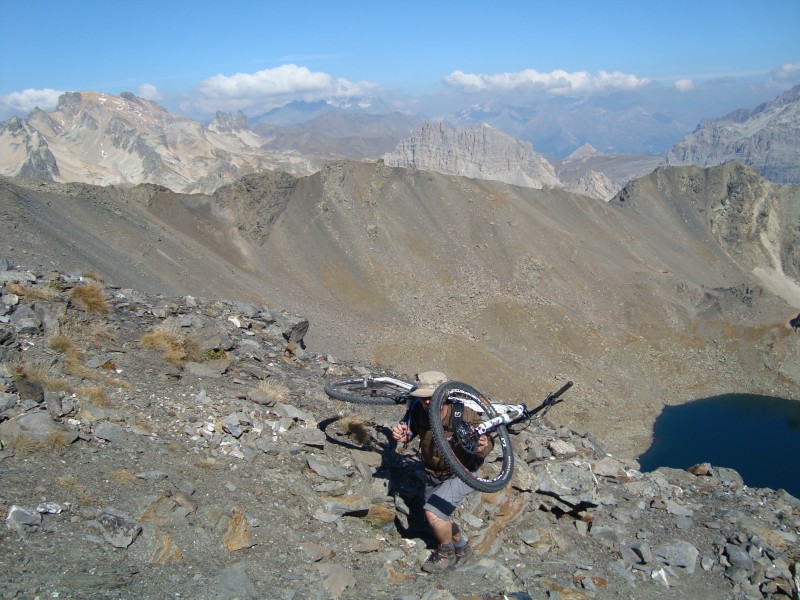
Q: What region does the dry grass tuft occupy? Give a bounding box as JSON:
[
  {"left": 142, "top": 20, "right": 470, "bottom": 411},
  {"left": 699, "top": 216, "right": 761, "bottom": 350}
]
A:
[
  {"left": 337, "top": 415, "right": 374, "bottom": 446},
  {"left": 108, "top": 469, "right": 137, "bottom": 486},
  {"left": 141, "top": 330, "right": 185, "bottom": 366},
  {"left": 7, "top": 431, "right": 71, "bottom": 454},
  {"left": 133, "top": 416, "right": 152, "bottom": 433},
  {"left": 257, "top": 378, "right": 291, "bottom": 402},
  {"left": 84, "top": 322, "right": 117, "bottom": 348},
  {"left": 48, "top": 333, "right": 76, "bottom": 354},
  {"left": 14, "top": 360, "right": 74, "bottom": 393},
  {"left": 70, "top": 283, "right": 109, "bottom": 314},
  {"left": 182, "top": 336, "right": 204, "bottom": 363},
  {"left": 39, "top": 430, "right": 72, "bottom": 452},
  {"left": 78, "top": 385, "right": 110, "bottom": 407},
  {"left": 57, "top": 475, "right": 93, "bottom": 505},
  {"left": 81, "top": 271, "right": 104, "bottom": 283},
  {"left": 192, "top": 457, "right": 220, "bottom": 470},
  {"left": 141, "top": 326, "right": 213, "bottom": 368},
  {"left": 6, "top": 435, "right": 41, "bottom": 454},
  {"left": 17, "top": 285, "right": 61, "bottom": 300}
]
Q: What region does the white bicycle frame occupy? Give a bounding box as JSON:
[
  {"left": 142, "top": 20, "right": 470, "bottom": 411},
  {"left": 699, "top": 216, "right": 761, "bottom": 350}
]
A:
[{"left": 373, "top": 376, "right": 527, "bottom": 427}]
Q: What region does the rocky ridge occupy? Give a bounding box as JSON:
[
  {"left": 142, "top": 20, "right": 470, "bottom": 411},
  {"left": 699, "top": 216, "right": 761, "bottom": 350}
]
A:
[
  {"left": 382, "top": 121, "right": 561, "bottom": 190},
  {"left": 665, "top": 84, "right": 800, "bottom": 184},
  {"left": 555, "top": 143, "right": 663, "bottom": 201},
  {"left": 1, "top": 261, "right": 799, "bottom": 600},
  {"left": 0, "top": 92, "right": 324, "bottom": 194}
]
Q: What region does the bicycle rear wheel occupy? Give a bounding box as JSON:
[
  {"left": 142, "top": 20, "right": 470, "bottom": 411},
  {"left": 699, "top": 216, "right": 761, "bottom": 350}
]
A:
[
  {"left": 324, "top": 375, "right": 411, "bottom": 405},
  {"left": 429, "top": 381, "right": 515, "bottom": 493}
]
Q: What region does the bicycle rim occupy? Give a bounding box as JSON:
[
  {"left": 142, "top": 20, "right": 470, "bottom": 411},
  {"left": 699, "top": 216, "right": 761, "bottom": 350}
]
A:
[
  {"left": 324, "top": 376, "right": 408, "bottom": 405},
  {"left": 429, "top": 381, "right": 515, "bottom": 493}
]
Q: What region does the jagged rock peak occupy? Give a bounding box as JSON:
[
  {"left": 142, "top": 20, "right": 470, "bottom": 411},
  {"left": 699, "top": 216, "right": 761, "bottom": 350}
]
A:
[
  {"left": 0, "top": 91, "right": 320, "bottom": 194},
  {"left": 562, "top": 169, "right": 617, "bottom": 201},
  {"left": 664, "top": 84, "right": 800, "bottom": 184},
  {"left": 209, "top": 110, "right": 250, "bottom": 134},
  {"left": 382, "top": 120, "right": 560, "bottom": 190}
]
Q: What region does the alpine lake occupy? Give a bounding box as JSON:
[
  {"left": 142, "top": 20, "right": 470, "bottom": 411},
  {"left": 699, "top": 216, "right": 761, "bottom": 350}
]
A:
[{"left": 637, "top": 394, "right": 800, "bottom": 499}]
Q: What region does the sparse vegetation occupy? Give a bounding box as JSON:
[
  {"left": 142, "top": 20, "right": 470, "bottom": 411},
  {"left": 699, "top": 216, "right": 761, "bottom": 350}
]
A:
[
  {"left": 70, "top": 282, "right": 110, "bottom": 314},
  {"left": 13, "top": 360, "right": 74, "bottom": 393},
  {"left": 140, "top": 324, "right": 209, "bottom": 367},
  {"left": 81, "top": 271, "right": 103, "bottom": 283},
  {"left": 77, "top": 385, "right": 110, "bottom": 407},
  {"left": 9, "top": 281, "right": 60, "bottom": 300},
  {"left": 108, "top": 469, "right": 137, "bottom": 486},
  {"left": 7, "top": 431, "right": 71, "bottom": 454},
  {"left": 337, "top": 414, "right": 374, "bottom": 446},
  {"left": 257, "top": 378, "right": 291, "bottom": 401},
  {"left": 202, "top": 348, "right": 228, "bottom": 360},
  {"left": 57, "top": 475, "right": 94, "bottom": 505},
  {"left": 192, "top": 457, "right": 220, "bottom": 470},
  {"left": 141, "top": 329, "right": 184, "bottom": 366},
  {"left": 48, "top": 333, "right": 76, "bottom": 354}
]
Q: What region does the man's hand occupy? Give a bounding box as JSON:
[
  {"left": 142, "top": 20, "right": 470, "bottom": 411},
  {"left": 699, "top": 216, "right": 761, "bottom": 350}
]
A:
[{"left": 392, "top": 422, "right": 411, "bottom": 443}]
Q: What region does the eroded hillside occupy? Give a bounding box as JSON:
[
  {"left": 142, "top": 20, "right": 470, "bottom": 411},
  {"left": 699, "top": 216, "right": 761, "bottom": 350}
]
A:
[{"left": 1, "top": 161, "right": 798, "bottom": 457}]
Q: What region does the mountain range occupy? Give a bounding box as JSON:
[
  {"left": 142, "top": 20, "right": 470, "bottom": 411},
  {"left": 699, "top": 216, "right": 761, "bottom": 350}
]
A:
[
  {"left": 2, "top": 159, "right": 798, "bottom": 458},
  {"left": 1, "top": 85, "right": 798, "bottom": 199},
  {"left": 665, "top": 84, "right": 800, "bottom": 184}
]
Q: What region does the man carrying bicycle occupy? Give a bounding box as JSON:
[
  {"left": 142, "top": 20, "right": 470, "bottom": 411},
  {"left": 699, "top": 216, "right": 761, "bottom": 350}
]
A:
[{"left": 392, "top": 371, "right": 493, "bottom": 573}]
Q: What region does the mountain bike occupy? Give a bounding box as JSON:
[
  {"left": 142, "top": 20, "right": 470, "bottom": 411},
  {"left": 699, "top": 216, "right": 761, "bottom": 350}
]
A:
[{"left": 324, "top": 374, "right": 572, "bottom": 492}]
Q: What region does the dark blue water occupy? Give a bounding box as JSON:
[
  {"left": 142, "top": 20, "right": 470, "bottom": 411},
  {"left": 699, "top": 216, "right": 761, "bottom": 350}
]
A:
[{"left": 637, "top": 394, "right": 800, "bottom": 498}]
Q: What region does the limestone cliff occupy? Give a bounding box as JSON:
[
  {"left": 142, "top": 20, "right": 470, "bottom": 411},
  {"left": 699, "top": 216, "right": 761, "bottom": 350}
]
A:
[
  {"left": 382, "top": 121, "right": 560, "bottom": 189},
  {"left": 665, "top": 85, "right": 800, "bottom": 184}
]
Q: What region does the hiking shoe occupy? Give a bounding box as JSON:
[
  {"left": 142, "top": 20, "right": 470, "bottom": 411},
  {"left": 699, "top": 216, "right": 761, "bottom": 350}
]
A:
[
  {"left": 421, "top": 545, "right": 457, "bottom": 573},
  {"left": 455, "top": 542, "right": 474, "bottom": 565}
]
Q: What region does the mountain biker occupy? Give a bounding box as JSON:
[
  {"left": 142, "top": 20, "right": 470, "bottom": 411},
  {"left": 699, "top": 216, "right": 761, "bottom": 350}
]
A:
[{"left": 391, "top": 371, "right": 493, "bottom": 573}]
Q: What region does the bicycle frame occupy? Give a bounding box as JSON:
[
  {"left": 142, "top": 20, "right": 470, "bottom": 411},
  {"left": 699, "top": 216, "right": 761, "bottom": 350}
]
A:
[
  {"left": 460, "top": 381, "right": 573, "bottom": 437},
  {"left": 351, "top": 375, "right": 572, "bottom": 434}
]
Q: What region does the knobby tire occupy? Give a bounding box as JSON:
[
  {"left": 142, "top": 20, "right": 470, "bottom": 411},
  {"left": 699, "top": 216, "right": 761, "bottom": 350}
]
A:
[
  {"left": 324, "top": 376, "right": 407, "bottom": 405},
  {"left": 429, "top": 381, "right": 515, "bottom": 493}
]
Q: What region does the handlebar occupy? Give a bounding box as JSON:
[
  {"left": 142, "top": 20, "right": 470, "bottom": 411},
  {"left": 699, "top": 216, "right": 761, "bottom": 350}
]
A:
[
  {"left": 548, "top": 381, "right": 573, "bottom": 402},
  {"left": 525, "top": 380, "right": 573, "bottom": 419}
]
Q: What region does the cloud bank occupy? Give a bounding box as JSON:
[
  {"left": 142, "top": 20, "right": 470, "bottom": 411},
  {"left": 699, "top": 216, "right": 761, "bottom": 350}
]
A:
[
  {"left": 181, "top": 64, "right": 378, "bottom": 114},
  {"left": 0, "top": 88, "right": 63, "bottom": 118},
  {"left": 443, "top": 68, "right": 650, "bottom": 95},
  {"left": 137, "top": 84, "right": 164, "bottom": 101}
]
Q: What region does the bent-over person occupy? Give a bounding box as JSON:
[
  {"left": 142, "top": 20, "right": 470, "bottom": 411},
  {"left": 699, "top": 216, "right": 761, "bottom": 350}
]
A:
[{"left": 392, "top": 371, "right": 494, "bottom": 573}]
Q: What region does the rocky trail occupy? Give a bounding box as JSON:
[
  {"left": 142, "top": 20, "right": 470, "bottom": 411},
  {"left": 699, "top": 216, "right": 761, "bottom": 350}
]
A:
[{"left": 1, "top": 261, "right": 798, "bottom": 600}]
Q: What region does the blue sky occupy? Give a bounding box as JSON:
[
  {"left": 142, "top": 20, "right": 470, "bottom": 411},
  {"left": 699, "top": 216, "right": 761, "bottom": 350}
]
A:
[{"left": 1, "top": 0, "right": 799, "bottom": 122}]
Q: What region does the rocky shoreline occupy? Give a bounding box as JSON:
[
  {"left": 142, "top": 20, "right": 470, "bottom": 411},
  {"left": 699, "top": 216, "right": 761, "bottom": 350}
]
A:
[{"left": 1, "top": 261, "right": 798, "bottom": 599}]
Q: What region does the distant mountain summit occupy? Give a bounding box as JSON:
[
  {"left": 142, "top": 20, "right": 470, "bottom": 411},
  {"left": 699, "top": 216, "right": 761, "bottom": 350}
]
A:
[
  {"left": 382, "top": 121, "right": 560, "bottom": 189},
  {"left": 665, "top": 84, "right": 800, "bottom": 184},
  {"left": 0, "top": 92, "right": 322, "bottom": 193}
]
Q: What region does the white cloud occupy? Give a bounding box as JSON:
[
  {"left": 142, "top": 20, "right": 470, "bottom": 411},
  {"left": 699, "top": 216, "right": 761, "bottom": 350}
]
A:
[
  {"left": 0, "top": 88, "right": 64, "bottom": 118},
  {"left": 443, "top": 68, "right": 650, "bottom": 95},
  {"left": 674, "top": 79, "right": 695, "bottom": 92},
  {"left": 137, "top": 83, "right": 163, "bottom": 101},
  {"left": 770, "top": 62, "right": 800, "bottom": 81},
  {"left": 184, "top": 64, "right": 378, "bottom": 114}
]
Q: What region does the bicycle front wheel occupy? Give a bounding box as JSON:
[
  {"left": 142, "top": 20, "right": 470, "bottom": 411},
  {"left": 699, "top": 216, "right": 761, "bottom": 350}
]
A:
[
  {"left": 429, "top": 381, "right": 515, "bottom": 493},
  {"left": 324, "top": 375, "right": 410, "bottom": 405}
]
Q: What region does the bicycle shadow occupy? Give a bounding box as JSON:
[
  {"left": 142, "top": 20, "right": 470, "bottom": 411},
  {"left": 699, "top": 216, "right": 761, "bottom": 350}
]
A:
[{"left": 316, "top": 416, "right": 435, "bottom": 545}]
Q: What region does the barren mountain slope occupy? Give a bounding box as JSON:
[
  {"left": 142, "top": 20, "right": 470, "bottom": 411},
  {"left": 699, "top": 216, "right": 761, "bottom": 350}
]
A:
[{"left": 2, "top": 162, "right": 798, "bottom": 458}]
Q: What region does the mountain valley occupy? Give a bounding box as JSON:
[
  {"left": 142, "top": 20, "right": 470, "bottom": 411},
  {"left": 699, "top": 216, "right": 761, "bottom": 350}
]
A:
[{"left": 2, "top": 159, "right": 798, "bottom": 459}]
